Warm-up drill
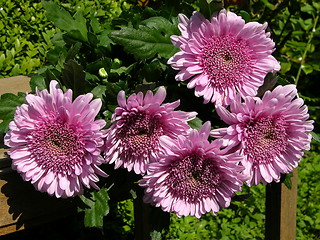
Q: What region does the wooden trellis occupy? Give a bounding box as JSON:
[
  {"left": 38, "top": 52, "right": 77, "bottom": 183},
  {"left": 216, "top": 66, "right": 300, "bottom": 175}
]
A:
[{"left": 0, "top": 76, "right": 298, "bottom": 239}]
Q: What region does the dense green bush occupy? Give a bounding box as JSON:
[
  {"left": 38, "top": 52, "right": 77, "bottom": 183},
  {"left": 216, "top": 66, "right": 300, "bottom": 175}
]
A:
[
  {"left": 0, "top": 0, "right": 125, "bottom": 78},
  {"left": 297, "top": 141, "right": 320, "bottom": 239},
  {"left": 0, "top": 0, "right": 55, "bottom": 77},
  {"left": 164, "top": 184, "right": 266, "bottom": 239}
]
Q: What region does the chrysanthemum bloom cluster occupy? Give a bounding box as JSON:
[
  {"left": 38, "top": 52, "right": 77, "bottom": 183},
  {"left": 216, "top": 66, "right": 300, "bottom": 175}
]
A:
[
  {"left": 4, "top": 80, "right": 108, "bottom": 198},
  {"left": 139, "top": 122, "right": 245, "bottom": 218},
  {"left": 168, "top": 9, "right": 280, "bottom": 106},
  {"left": 103, "top": 87, "right": 197, "bottom": 175},
  {"left": 211, "top": 85, "right": 314, "bottom": 186},
  {"left": 3, "top": 7, "right": 315, "bottom": 223}
]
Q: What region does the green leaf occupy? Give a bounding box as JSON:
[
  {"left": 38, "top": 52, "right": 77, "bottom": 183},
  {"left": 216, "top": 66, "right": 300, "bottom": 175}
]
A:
[
  {"left": 104, "top": 82, "right": 122, "bottom": 102},
  {"left": 150, "top": 230, "right": 162, "bottom": 240},
  {"left": 188, "top": 117, "right": 203, "bottom": 130},
  {"left": 129, "top": 189, "right": 137, "bottom": 199},
  {"left": 110, "top": 64, "right": 135, "bottom": 76},
  {"left": 91, "top": 85, "right": 106, "bottom": 99},
  {"left": 30, "top": 74, "right": 47, "bottom": 92},
  {"left": 108, "top": 17, "right": 179, "bottom": 60},
  {"left": 280, "top": 62, "right": 292, "bottom": 74},
  {"left": 301, "top": 3, "right": 315, "bottom": 13},
  {"left": 79, "top": 188, "right": 110, "bottom": 228},
  {"left": 61, "top": 60, "right": 91, "bottom": 97},
  {"left": 282, "top": 172, "right": 293, "bottom": 190},
  {"left": 45, "top": 68, "right": 61, "bottom": 83},
  {"left": 310, "top": 131, "right": 320, "bottom": 142},
  {"left": 198, "top": 0, "right": 222, "bottom": 19},
  {"left": 239, "top": 10, "right": 251, "bottom": 23},
  {"left": 301, "top": 64, "right": 313, "bottom": 75},
  {"left": 312, "top": 2, "right": 320, "bottom": 11},
  {"left": 98, "top": 30, "right": 113, "bottom": 50},
  {"left": 138, "top": 59, "right": 167, "bottom": 82},
  {"left": 65, "top": 42, "right": 82, "bottom": 62},
  {"left": 298, "top": 18, "right": 313, "bottom": 31},
  {"left": 47, "top": 46, "right": 67, "bottom": 66},
  {"left": 0, "top": 92, "right": 26, "bottom": 133},
  {"left": 261, "top": 0, "right": 276, "bottom": 10},
  {"left": 41, "top": 1, "right": 88, "bottom": 42}
]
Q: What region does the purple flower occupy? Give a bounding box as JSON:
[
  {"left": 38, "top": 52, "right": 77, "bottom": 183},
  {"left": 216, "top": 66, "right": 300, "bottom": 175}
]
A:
[
  {"left": 4, "top": 80, "right": 108, "bottom": 198},
  {"left": 211, "top": 85, "right": 314, "bottom": 186},
  {"left": 103, "top": 87, "right": 196, "bottom": 175},
  {"left": 139, "top": 122, "right": 245, "bottom": 218},
  {"left": 168, "top": 10, "right": 280, "bottom": 106}
]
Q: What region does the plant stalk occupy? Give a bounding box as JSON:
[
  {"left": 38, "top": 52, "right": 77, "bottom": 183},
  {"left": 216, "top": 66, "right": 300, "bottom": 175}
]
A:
[{"left": 295, "top": 14, "right": 319, "bottom": 86}]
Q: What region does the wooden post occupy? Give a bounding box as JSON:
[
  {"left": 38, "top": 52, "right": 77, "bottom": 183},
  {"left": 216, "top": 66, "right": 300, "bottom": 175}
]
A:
[
  {"left": 134, "top": 187, "right": 170, "bottom": 240},
  {"left": 265, "top": 168, "right": 298, "bottom": 240},
  {"left": 134, "top": 188, "right": 153, "bottom": 240}
]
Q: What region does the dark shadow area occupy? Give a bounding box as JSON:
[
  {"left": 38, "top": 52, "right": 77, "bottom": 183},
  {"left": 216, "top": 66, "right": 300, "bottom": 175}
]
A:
[
  {"left": 0, "top": 214, "right": 105, "bottom": 240},
  {"left": 0, "top": 164, "right": 138, "bottom": 240},
  {"left": 0, "top": 171, "right": 77, "bottom": 231},
  {"left": 104, "top": 165, "right": 141, "bottom": 202}
]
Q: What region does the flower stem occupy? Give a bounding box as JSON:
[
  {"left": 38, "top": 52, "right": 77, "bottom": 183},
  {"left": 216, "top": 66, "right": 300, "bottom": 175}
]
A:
[{"left": 295, "top": 14, "right": 319, "bottom": 86}]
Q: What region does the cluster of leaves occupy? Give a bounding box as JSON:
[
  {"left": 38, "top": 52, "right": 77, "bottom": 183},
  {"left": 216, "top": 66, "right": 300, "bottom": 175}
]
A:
[
  {"left": 0, "top": 92, "right": 26, "bottom": 132},
  {"left": 163, "top": 185, "right": 266, "bottom": 240},
  {"left": 296, "top": 141, "right": 320, "bottom": 239},
  {"left": 55, "top": 0, "right": 127, "bottom": 23},
  {"left": 0, "top": 0, "right": 126, "bottom": 78},
  {"left": 0, "top": 0, "right": 55, "bottom": 77},
  {"left": 249, "top": 0, "right": 320, "bottom": 131}
]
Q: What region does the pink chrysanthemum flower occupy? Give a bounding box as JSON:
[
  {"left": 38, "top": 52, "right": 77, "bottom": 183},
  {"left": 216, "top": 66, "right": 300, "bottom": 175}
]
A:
[
  {"left": 168, "top": 10, "right": 280, "bottom": 106},
  {"left": 211, "top": 85, "right": 314, "bottom": 186},
  {"left": 4, "top": 80, "right": 108, "bottom": 198},
  {"left": 103, "top": 87, "right": 197, "bottom": 175},
  {"left": 139, "top": 122, "right": 245, "bottom": 218}
]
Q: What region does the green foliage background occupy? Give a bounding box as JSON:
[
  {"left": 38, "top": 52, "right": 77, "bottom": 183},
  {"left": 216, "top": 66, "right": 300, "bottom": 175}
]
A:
[
  {"left": 0, "top": 0, "right": 125, "bottom": 78},
  {"left": 0, "top": 0, "right": 319, "bottom": 239}
]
